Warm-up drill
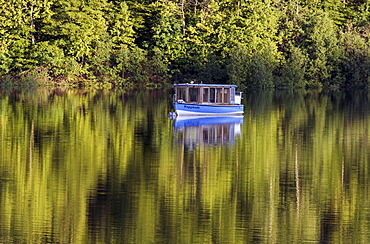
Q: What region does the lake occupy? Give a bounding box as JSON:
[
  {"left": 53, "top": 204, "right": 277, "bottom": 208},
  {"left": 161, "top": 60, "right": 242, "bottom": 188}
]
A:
[{"left": 0, "top": 88, "right": 369, "bottom": 243}]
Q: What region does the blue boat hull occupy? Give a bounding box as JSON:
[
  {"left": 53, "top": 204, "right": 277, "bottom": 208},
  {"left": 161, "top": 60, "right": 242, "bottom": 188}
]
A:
[{"left": 174, "top": 103, "right": 244, "bottom": 116}]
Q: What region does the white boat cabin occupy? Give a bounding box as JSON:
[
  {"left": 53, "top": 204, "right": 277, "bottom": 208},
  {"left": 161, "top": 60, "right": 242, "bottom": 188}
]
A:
[{"left": 174, "top": 83, "right": 242, "bottom": 105}]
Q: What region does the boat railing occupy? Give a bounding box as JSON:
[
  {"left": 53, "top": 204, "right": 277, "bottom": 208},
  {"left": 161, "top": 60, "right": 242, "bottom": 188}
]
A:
[{"left": 235, "top": 91, "right": 243, "bottom": 104}]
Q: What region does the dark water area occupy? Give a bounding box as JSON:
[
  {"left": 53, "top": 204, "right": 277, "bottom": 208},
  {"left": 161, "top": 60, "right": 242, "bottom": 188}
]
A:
[{"left": 0, "top": 88, "right": 370, "bottom": 243}]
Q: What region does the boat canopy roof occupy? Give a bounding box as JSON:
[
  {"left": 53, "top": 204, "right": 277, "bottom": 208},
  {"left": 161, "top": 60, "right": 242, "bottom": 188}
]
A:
[{"left": 173, "top": 83, "right": 238, "bottom": 88}]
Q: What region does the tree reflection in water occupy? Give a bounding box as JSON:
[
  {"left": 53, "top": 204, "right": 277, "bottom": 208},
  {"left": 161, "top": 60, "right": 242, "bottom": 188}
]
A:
[{"left": 0, "top": 88, "right": 369, "bottom": 243}]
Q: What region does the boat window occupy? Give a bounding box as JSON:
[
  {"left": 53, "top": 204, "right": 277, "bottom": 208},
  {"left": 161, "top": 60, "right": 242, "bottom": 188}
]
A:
[
  {"left": 230, "top": 87, "right": 235, "bottom": 104},
  {"left": 202, "top": 88, "right": 209, "bottom": 102},
  {"left": 223, "top": 88, "right": 230, "bottom": 104},
  {"left": 176, "top": 87, "right": 187, "bottom": 102},
  {"left": 216, "top": 88, "right": 223, "bottom": 103},
  {"left": 189, "top": 87, "right": 199, "bottom": 102},
  {"left": 210, "top": 88, "right": 215, "bottom": 103}
]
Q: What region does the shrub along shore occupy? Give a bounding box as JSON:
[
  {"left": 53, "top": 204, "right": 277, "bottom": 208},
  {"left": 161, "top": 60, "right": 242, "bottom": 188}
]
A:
[{"left": 1, "top": 1, "right": 370, "bottom": 89}]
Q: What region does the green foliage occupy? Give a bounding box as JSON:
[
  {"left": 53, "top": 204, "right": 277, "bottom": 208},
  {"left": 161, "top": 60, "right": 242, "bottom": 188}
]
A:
[
  {"left": 225, "top": 0, "right": 280, "bottom": 54},
  {"left": 321, "top": 0, "right": 346, "bottom": 26},
  {"left": 111, "top": 46, "right": 148, "bottom": 84},
  {"left": 280, "top": 46, "right": 307, "bottom": 88},
  {"left": 31, "top": 41, "right": 65, "bottom": 71},
  {"left": 2, "top": 0, "right": 370, "bottom": 87},
  {"left": 0, "top": 0, "right": 40, "bottom": 72},
  {"left": 301, "top": 13, "right": 343, "bottom": 87},
  {"left": 340, "top": 28, "right": 370, "bottom": 88},
  {"left": 151, "top": 0, "right": 184, "bottom": 63},
  {"left": 88, "top": 35, "right": 114, "bottom": 78},
  {"left": 148, "top": 54, "right": 170, "bottom": 82},
  {"left": 248, "top": 50, "right": 276, "bottom": 89},
  {"left": 199, "top": 54, "right": 228, "bottom": 84},
  {"left": 49, "top": 0, "right": 109, "bottom": 61},
  {"left": 106, "top": 1, "right": 136, "bottom": 48},
  {"left": 229, "top": 44, "right": 277, "bottom": 89},
  {"left": 0, "top": 50, "right": 12, "bottom": 74},
  {"left": 228, "top": 44, "right": 250, "bottom": 87}
]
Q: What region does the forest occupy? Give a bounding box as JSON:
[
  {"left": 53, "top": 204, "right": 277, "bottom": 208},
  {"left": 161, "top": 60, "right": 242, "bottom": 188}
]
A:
[{"left": 1, "top": 0, "right": 370, "bottom": 89}]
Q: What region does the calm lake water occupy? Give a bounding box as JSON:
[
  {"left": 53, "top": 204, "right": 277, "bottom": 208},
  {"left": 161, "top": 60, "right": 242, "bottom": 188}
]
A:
[{"left": 0, "top": 88, "right": 370, "bottom": 243}]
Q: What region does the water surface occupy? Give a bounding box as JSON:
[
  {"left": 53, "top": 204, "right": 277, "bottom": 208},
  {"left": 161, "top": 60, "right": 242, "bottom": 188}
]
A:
[{"left": 0, "top": 88, "right": 369, "bottom": 243}]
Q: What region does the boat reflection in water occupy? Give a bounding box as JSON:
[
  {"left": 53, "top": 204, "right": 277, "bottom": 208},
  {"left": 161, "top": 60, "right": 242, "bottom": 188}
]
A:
[{"left": 172, "top": 116, "right": 243, "bottom": 147}]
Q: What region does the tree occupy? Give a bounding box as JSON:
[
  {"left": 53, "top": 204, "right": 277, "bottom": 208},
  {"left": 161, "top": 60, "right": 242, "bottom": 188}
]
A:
[
  {"left": 106, "top": 1, "right": 136, "bottom": 48},
  {"left": 301, "top": 13, "right": 342, "bottom": 87},
  {"left": 111, "top": 46, "right": 148, "bottom": 84},
  {"left": 280, "top": 46, "right": 307, "bottom": 88},
  {"left": 223, "top": 0, "right": 280, "bottom": 55},
  {"left": 151, "top": 0, "right": 185, "bottom": 64},
  {"left": 0, "top": 0, "right": 51, "bottom": 73},
  {"left": 228, "top": 44, "right": 277, "bottom": 89},
  {"left": 47, "top": 0, "right": 109, "bottom": 65},
  {"left": 228, "top": 44, "right": 249, "bottom": 87},
  {"left": 340, "top": 27, "right": 370, "bottom": 88}
]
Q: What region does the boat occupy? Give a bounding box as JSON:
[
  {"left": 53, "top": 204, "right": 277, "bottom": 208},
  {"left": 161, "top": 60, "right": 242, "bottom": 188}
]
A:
[{"left": 173, "top": 83, "right": 244, "bottom": 116}]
